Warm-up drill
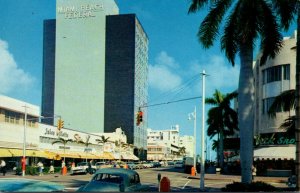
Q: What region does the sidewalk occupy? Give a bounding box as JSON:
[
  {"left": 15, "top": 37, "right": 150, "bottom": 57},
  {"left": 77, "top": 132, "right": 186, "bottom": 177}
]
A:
[{"left": 187, "top": 173, "right": 289, "bottom": 191}]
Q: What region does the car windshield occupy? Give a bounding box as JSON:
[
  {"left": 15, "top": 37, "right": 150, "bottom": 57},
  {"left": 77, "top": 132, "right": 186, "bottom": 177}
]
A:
[{"left": 93, "top": 173, "right": 123, "bottom": 184}]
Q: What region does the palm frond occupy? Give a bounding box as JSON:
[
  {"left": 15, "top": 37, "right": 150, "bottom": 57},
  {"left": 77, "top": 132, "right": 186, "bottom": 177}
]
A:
[
  {"left": 279, "top": 116, "right": 295, "bottom": 137},
  {"left": 267, "top": 89, "right": 295, "bottom": 118},
  {"left": 188, "top": 0, "right": 210, "bottom": 13},
  {"left": 221, "top": 1, "right": 241, "bottom": 65},
  {"left": 205, "top": 98, "right": 218, "bottom": 105},
  {"left": 257, "top": 0, "right": 283, "bottom": 65},
  {"left": 198, "top": 0, "right": 233, "bottom": 48},
  {"left": 272, "top": 0, "right": 297, "bottom": 30}
]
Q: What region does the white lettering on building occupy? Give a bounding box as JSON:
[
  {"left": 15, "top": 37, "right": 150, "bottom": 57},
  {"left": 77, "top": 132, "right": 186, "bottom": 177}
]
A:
[{"left": 57, "top": 4, "right": 104, "bottom": 19}]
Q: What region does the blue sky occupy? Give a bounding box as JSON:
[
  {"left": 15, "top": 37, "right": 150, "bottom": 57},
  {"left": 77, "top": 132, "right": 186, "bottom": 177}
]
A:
[{"left": 0, "top": 1, "right": 296, "bottom": 156}]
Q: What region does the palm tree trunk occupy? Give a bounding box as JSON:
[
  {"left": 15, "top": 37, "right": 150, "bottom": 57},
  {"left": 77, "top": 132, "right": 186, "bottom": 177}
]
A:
[
  {"left": 217, "top": 133, "right": 220, "bottom": 168},
  {"left": 219, "top": 129, "right": 224, "bottom": 170},
  {"left": 239, "top": 43, "right": 254, "bottom": 184},
  {"left": 295, "top": 4, "right": 300, "bottom": 191}
]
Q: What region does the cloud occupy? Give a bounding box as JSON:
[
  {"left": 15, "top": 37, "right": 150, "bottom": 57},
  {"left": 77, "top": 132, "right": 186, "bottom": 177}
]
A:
[
  {"left": 0, "top": 39, "right": 36, "bottom": 94},
  {"left": 155, "top": 51, "right": 179, "bottom": 69},
  {"left": 149, "top": 51, "right": 182, "bottom": 91},
  {"left": 188, "top": 55, "right": 239, "bottom": 96}
]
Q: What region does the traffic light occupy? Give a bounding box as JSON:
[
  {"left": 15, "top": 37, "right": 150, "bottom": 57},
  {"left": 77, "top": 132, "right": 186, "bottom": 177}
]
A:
[
  {"left": 136, "top": 113, "right": 140, "bottom": 126},
  {"left": 139, "top": 111, "right": 143, "bottom": 123},
  {"left": 57, "top": 119, "right": 64, "bottom": 130},
  {"left": 136, "top": 110, "right": 143, "bottom": 126}
]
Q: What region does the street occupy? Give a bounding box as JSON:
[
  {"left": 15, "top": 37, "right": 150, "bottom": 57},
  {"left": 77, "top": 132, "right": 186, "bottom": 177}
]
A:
[{"left": 0, "top": 166, "right": 290, "bottom": 192}]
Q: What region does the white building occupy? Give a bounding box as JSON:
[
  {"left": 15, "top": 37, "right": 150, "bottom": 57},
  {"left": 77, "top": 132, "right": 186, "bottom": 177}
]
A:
[
  {"left": 179, "top": 135, "right": 194, "bottom": 157},
  {"left": 147, "top": 125, "right": 188, "bottom": 161},
  {"left": 247, "top": 31, "right": 297, "bottom": 162},
  {"left": 0, "top": 95, "right": 137, "bottom": 164}
]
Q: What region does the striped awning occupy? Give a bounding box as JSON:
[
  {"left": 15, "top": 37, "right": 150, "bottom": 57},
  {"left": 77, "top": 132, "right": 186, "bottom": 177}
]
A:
[{"left": 254, "top": 146, "right": 295, "bottom": 160}]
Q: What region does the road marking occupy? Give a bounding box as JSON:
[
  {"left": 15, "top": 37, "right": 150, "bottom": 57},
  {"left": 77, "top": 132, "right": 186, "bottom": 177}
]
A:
[{"left": 182, "top": 179, "right": 192, "bottom": 189}]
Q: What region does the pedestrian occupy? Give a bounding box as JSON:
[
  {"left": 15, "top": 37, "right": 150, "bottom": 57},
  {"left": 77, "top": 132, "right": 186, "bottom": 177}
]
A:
[
  {"left": 88, "top": 160, "right": 92, "bottom": 174},
  {"left": 37, "top": 161, "right": 44, "bottom": 176},
  {"left": 49, "top": 162, "right": 54, "bottom": 174},
  {"left": 252, "top": 164, "right": 257, "bottom": 180},
  {"left": 61, "top": 160, "right": 65, "bottom": 168},
  {"left": 0, "top": 160, "right": 6, "bottom": 176}
]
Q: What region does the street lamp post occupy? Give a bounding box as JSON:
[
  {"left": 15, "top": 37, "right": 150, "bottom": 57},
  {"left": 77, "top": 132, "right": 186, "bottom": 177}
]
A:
[
  {"left": 22, "top": 110, "right": 60, "bottom": 177},
  {"left": 200, "top": 70, "right": 207, "bottom": 190}
]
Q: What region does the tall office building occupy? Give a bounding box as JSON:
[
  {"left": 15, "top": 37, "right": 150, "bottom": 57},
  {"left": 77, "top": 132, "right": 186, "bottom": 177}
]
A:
[
  {"left": 104, "top": 14, "right": 149, "bottom": 152},
  {"left": 42, "top": 0, "right": 119, "bottom": 132},
  {"left": 42, "top": 19, "right": 56, "bottom": 125},
  {"left": 42, "top": 1, "right": 149, "bottom": 153}
]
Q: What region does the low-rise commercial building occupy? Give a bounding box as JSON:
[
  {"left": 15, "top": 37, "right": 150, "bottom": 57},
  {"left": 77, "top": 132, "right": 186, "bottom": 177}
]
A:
[{"left": 0, "top": 95, "right": 137, "bottom": 167}]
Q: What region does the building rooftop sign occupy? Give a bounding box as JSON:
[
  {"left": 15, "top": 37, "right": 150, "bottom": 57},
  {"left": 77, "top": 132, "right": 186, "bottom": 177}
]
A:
[{"left": 57, "top": 3, "right": 104, "bottom": 19}]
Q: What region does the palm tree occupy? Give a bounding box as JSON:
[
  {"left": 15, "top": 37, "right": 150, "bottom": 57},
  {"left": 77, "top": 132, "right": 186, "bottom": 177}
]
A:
[
  {"left": 96, "top": 135, "right": 110, "bottom": 152},
  {"left": 268, "top": 89, "right": 295, "bottom": 118},
  {"left": 188, "top": 0, "right": 283, "bottom": 183},
  {"left": 267, "top": 89, "right": 296, "bottom": 137},
  {"left": 206, "top": 90, "right": 238, "bottom": 170},
  {"left": 78, "top": 135, "right": 92, "bottom": 162},
  {"left": 52, "top": 137, "right": 74, "bottom": 162}
]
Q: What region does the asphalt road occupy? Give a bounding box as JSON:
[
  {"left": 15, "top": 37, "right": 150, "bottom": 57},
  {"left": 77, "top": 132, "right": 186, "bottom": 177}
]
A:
[{"left": 0, "top": 166, "right": 290, "bottom": 192}]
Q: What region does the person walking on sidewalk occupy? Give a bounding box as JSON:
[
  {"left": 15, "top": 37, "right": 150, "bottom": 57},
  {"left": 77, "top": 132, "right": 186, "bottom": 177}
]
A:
[
  {"left": 0, "top": 160, "right": 6, "bottom": 176},
  {"left": 252, "top": 164, "right": 257, "bottom": 180},
  {"left": 37, "top": 161, "right": 44, "bottom": 176}
]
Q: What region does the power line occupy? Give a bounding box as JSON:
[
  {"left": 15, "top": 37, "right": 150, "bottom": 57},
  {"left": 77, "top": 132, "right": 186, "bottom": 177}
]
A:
[
  {"left": 147, "top": 74, "right": 200, "bottom": 105},
  {"left": 140, "top": 96, "right": 202, "bottom": 108}
]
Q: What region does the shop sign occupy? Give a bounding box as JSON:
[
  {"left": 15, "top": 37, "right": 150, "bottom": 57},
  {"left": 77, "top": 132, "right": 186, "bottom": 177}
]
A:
[
  {"left": 44, "top": 128, "right": 69, "bottom": 138},
  {"left": 255, "top": 133, "right": 295, "bottom": 146}
]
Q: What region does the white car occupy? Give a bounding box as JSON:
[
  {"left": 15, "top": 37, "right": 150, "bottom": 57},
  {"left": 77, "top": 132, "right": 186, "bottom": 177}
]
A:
[{"left": 71, "top": 162, "right": 97, "bottom": 175}]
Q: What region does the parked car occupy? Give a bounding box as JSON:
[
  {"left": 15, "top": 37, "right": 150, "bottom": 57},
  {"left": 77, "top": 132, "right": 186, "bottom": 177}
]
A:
[
  {"left": 142, "top": 162, "right": 153, "bottom": 168},
  {"left": 77, "top": 168, "right": 149, "bottom": 192},
  {"left": 167, "top": 161, "right": 175, "bottom": 166},
  {"left": 0, "top": 178, "right": 65, "bottom": 192},
  {"left": 175, "top": 161, "right": 183, "bottom": 168},
  {"left": 95, "top": 162, "right": 105, "bottom": 169},
  {"left": 71, "top": 162, "right": 97, "bottom": 175},
  {"left": 135, "top": 162, "right": 145, "bottom": 169},
  {"left": 126, "top": 162, "right": 137, "bottom": 170},
  {"left": 152, "top": 162, "right": 162, "bottom": 168}
]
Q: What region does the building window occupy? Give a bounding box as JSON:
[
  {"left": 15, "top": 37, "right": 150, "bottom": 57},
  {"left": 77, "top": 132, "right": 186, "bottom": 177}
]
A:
[
  {"left": 262, "top": 97, "right": 279, "bottom": 114},
  {"left": 263, "top": 64, "right": 290, "bottom": 84},
  {"left": 4, "top": 109, "right": 21, "bottom": 124},
  {"left": 283, "top": 64, "right": 290, "bottom": 80}
]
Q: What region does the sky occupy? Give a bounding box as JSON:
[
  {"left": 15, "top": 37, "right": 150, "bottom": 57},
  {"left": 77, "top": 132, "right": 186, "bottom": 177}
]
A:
[{"left": 0, "top": 0, "right": 296, "bottom": 157}]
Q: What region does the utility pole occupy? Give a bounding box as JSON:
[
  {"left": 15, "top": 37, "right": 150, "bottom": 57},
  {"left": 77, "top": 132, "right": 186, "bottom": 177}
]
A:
[
  {"left": 22, "top": 105, "right": 29, "bottom": 177},
  {"left": 193, "top": 106, "right": 196, "bottom": 171},
  {"left": 200, "top": 70, "right": 207, "bottom": 190}
]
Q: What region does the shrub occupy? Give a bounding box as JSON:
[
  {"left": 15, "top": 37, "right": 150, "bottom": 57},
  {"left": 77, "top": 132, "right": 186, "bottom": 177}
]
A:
[{"left": 222, "top": 181, "right": 277, "bottom": 192}]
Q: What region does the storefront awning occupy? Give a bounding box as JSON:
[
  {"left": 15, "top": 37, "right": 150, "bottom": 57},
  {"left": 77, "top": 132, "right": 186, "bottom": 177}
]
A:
[
  {"left": 254, "top": 146, "right": 295, "bottom": 160},
  {"left": 45, "top": 150, "right": 115, "bottom": 160},
  {"left": 0, "top": 148, "right": 49, "bottom": 159},
  {"left": 120, "top": 152, "right": 139, "bottom": 160},
  {"left": 99, "top": 152, "right": 114, "bottom": 160}
]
